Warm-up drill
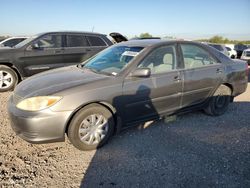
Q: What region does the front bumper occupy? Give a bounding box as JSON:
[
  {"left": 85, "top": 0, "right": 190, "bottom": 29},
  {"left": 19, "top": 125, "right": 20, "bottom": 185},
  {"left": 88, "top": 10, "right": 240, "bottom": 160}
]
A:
[{"left": 7, "top": 96, "right": 73, "bottom": 144}]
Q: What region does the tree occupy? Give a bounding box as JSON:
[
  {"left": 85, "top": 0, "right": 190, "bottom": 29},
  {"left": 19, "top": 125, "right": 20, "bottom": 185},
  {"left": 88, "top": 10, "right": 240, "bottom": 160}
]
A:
[
  {"left": 208, "top": 35, "right": 230, "bottom": 44},
  {"left": 196, "top": 35, "right": 250, "bottom": 44},
  {"left": 139, "top": 33, "right": 153, "bottom": 38}
]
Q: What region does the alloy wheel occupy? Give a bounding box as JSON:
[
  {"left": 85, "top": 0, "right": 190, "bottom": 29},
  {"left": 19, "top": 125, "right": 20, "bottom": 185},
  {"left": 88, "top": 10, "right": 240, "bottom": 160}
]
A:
[
  {"left": 78, "top": 114, "right": 109, "bottom": 145},
  {"left": 0, "top": 70, "right": 13, "bottom": 89}
]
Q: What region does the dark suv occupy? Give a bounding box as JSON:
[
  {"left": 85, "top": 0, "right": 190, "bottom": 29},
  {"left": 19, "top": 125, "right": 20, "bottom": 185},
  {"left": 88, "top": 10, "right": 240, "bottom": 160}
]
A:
[{"left": 0, "top": 31, "right": 126, "bottom": 92}]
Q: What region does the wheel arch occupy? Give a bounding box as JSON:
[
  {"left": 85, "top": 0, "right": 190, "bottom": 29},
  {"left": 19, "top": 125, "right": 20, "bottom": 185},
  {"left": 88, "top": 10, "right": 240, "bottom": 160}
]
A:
[
  {"left": 215, "top": 83, "right": 234, "bottom": 102},
  {"left": 0, "top": 62, "right": 22, "bottom": 82},
  {"left": 64, "top": 101, "right": 118, "bottom": 135},
  {"left": 221, "top": 83, "right": 233, "bottom": 94}
]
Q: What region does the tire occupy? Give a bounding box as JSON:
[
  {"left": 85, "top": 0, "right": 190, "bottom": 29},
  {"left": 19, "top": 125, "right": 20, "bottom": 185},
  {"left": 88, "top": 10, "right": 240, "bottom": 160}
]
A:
[
  {"left": 0, "top": 65, "right": 18, "bottom": 92},
  {"left": 67, "top": 104, "right": 115, "bottom": 151},
  {"left": 204, "top": 85, "right": 232, "bottom": 116}
]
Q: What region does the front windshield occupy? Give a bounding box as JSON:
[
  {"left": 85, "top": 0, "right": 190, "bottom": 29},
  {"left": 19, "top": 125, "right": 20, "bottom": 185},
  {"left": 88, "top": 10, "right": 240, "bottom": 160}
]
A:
[
  {"left": 14, "top": 36, "right": 37, "bottom": 48},
  {"left": 83, "top": 45, "right": 144, "bottom": 76}
]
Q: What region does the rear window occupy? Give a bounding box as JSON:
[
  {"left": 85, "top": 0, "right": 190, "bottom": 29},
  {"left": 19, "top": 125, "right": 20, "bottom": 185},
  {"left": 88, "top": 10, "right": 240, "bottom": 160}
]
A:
[
  {"left": 87, "top": 36, "right": 107, "bottom": 46},
  {"left": 3, "top": 38, "right": 26, "bottom": 47},
  {"left": 209, "top": 44, "right": 223, "bottom": 51},
  {"left": 66, "top": 35, "right": 89, "bottom": 47},
  {"left": 246, "top": 51, "right": 250, "bottom": 57}
]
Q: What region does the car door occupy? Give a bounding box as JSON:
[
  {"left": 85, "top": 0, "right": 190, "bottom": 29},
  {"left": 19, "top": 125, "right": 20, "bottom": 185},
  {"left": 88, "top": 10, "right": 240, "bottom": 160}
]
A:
[
  {"left": 179, "top": 43, "right": 224, "bottom": 108},
  {"left": 22, "top": 34, "right": 63, "bottom": 77},
  {"left": 62, "top": 34, "right": 108, "bottom": 67},
  {"left": 86, "top": 35, "right": 109, "bottom": 57},
  {"left": 121, "top": 44, "right": 183, "bottom": 124}
]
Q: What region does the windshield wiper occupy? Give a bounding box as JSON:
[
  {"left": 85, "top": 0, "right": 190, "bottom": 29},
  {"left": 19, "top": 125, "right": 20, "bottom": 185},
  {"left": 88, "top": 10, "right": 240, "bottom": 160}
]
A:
[
  {"left": 99, "top": 71, "right": 115, "bottom": 76},
  {"left": 81, "top": 65, "right": 114, "bottom": 76},
  {"left": 76, "top": 63, "right": 83, "bottom": 68},
  {"left": 84, "top": 66, "right": 101, "bottom": 74}
]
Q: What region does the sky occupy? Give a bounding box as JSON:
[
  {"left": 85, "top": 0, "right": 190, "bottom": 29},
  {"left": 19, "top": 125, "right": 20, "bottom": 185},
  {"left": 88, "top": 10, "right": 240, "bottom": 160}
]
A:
[{"left": 1, "top": 0, "right": 250, "bottom": 40}]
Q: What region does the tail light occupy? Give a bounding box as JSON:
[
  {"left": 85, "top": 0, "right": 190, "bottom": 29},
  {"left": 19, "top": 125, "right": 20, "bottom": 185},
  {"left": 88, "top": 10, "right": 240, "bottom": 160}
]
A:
[{"left": 246, "top": 63, "right": 249, "bottom": 77}]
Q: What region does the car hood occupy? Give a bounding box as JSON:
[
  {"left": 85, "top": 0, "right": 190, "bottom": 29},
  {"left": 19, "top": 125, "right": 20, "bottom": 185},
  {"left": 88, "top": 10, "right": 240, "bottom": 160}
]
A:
[
  {"left": 0, "top": 47, "right": 16, "bottom": 52},
  {"left": 14, "top": 66, "right": 109, "bottom": 98},
  {"left": 0, "top": 45, "right": 11, "bottom": 49}
]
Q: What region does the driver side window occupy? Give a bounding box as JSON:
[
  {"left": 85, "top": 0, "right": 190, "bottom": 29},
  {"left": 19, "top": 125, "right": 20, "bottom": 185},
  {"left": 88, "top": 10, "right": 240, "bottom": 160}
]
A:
[
  {"left": 34, "top": 34, "right": 62, "bottom": 49},
  {"left": 138, "top": 45, "right": 176, "bottom": 74}
]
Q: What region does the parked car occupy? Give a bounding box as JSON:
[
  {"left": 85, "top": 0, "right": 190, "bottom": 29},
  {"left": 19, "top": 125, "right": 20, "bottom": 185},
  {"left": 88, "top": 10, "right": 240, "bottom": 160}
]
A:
[
  {"left": 241, "top": 48, "right": 250, "bottom": 64},
  {"left": 225, "top": 44, "right": 237, "bottom": 59},
  {"left": 225, "top": 46, "right": 237, "bottom": 59},
  {"left": 0, "top": 31, "right": 126, "bottom": 92},
  {"left": 0, "top": 37, "right": 28, "bottom": 48},
  {"left": 234, "top": 44, "right": 248, "bottom": 58},
  {"left": 207, "top": 43, "right": 229, "bottom": 56},
  {"left": 8, "top": 40, "right": 248, "bottom": 151}
]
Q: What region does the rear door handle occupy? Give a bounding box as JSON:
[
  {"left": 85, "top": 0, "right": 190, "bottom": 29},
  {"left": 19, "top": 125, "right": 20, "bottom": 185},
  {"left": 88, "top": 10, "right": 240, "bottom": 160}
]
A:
[
  {"left": 54, "top": 49, "right": 62, "bottom": 54},
  {"left": 216, "top": 68, "right": 223, "bottom": 73}
]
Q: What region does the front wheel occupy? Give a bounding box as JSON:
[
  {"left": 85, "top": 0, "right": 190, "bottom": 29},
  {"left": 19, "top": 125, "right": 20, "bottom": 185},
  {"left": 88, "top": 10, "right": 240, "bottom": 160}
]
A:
[
  {"left": 67, "top": 104, "right": 115, "bottom": 151},
  {"left": 0, "top": 65, "right": 18, "bottom": 92},
  {"left": 204, "top": 85, "right": 232, "bottom": 116}
]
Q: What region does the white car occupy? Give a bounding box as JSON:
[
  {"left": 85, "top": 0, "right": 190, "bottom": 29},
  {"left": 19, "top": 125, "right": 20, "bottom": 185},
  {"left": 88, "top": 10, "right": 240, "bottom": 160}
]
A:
[
  {"left": 225, "top": 46, "right": 237, "bottom": 59},
  {"left": 225, "top": 44, "right": 237, "bottom": 59},
  {"left": 0, "top": 37, "right": 28, "bottom": 48},
  {"left": 241, "top": 49, "right": 250, "bottom": 65}
]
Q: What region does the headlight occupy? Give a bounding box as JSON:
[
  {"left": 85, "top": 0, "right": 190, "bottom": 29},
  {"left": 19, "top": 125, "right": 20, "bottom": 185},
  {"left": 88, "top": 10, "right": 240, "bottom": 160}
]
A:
[{"left": 16, "top": 96, "right": 62, "bottom": 111}]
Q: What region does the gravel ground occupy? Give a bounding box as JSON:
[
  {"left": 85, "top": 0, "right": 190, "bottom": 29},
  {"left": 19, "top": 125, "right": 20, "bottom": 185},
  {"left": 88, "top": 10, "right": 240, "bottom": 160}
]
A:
[{"left": 1, "top": 82, "right": 250, "bottom": 187}]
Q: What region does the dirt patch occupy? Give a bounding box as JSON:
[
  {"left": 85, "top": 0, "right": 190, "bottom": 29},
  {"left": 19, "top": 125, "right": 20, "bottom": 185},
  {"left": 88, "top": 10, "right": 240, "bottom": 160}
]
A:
[{"left": 1, "top": 84, "right": 250, "bottom": 187}]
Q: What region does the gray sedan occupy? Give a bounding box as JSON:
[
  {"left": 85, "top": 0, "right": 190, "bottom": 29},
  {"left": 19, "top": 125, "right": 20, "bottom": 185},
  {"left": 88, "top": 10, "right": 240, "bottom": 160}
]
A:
[{"left": 8, "top": 40, "right": 248, "bottom": 150}]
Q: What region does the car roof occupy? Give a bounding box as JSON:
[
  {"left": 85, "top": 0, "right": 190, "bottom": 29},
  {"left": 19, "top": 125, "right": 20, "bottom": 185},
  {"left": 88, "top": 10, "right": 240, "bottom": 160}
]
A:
[
  {"left": 115, "top": 39, "right": 176, "bottom": 47},
  {"left": 243, "top": 48, "right": 250, "bottom": 52},
  {"left": 6, "top": 36, "right": 28, "bottom": 39},
  {"left": 115, "top": 39, "right": 201, "bottom": 48},
  {"left": 36, "top": 31, "right": 106, "bottom": 36}
]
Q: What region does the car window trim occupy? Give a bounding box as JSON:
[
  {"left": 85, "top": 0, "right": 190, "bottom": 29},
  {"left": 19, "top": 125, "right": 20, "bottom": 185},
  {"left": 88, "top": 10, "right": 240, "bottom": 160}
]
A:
[
  {"left": 85, "top": 35, "right": 108, "bottom": 47},
  {"left": 178, "top": 42, "right": 221, "bottom": 70},
  {"left": 177, "top": 63, "right": 222, "bottom": 72},
  {"left": 26, "top": 34, "right": 63, "bottom": 50},
  {"left": 135, "top": 43, "right": 180, "bottom": 75},
  {"left": 65, "top": 34, "right": 91, "bottom": 48}
]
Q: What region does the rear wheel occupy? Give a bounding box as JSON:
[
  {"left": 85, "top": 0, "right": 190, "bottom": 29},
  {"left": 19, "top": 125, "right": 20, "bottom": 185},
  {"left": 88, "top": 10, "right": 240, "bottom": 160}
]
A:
[
  {"left": 0, "top": 65, "right": 18, "bottom": 92},
  {"left": 204, "top": 85, "right": 232, "bottom": 116},
  {"left": 67, "top": 104, "right": 115, "bottom": 151}
]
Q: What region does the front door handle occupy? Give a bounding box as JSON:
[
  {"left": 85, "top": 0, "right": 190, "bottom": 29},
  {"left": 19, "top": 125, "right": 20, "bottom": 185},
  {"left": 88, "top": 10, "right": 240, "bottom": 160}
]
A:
[{"left": 173, "top": 75, "right": 181, "bottom": 82}]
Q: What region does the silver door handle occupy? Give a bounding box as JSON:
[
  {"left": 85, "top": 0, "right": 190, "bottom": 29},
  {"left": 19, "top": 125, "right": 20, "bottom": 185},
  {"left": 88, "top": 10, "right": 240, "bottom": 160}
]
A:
[
  {"left": 216, "top": 68, "right": 223, "bottom": 73},
  {"left": 173, "top": 76, "right": 181, "bottom": 82},
  {"left": 54, "top": 50, "right": 62, "bottom": 54}
]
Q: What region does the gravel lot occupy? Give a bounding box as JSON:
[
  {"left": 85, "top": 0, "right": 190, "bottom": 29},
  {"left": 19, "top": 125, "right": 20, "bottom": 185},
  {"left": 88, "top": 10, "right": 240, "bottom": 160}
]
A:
[{"left": 1, "top": 80, "right": 250, "bottom": 187}]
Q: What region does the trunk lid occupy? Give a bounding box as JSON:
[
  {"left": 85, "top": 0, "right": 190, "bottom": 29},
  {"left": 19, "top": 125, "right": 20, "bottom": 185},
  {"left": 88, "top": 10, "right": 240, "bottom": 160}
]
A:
[{"left": 109, "top": 32, "right": 128, "bottom": 43}]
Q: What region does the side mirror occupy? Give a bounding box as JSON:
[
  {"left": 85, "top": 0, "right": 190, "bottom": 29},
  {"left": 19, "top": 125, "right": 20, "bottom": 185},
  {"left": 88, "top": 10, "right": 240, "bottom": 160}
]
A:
[
  {"left": 131, "top": 68, "right": 151, "bottom": 78},
  {"left": 31, "top": 43, "right": 41, "bottom": 50}
]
